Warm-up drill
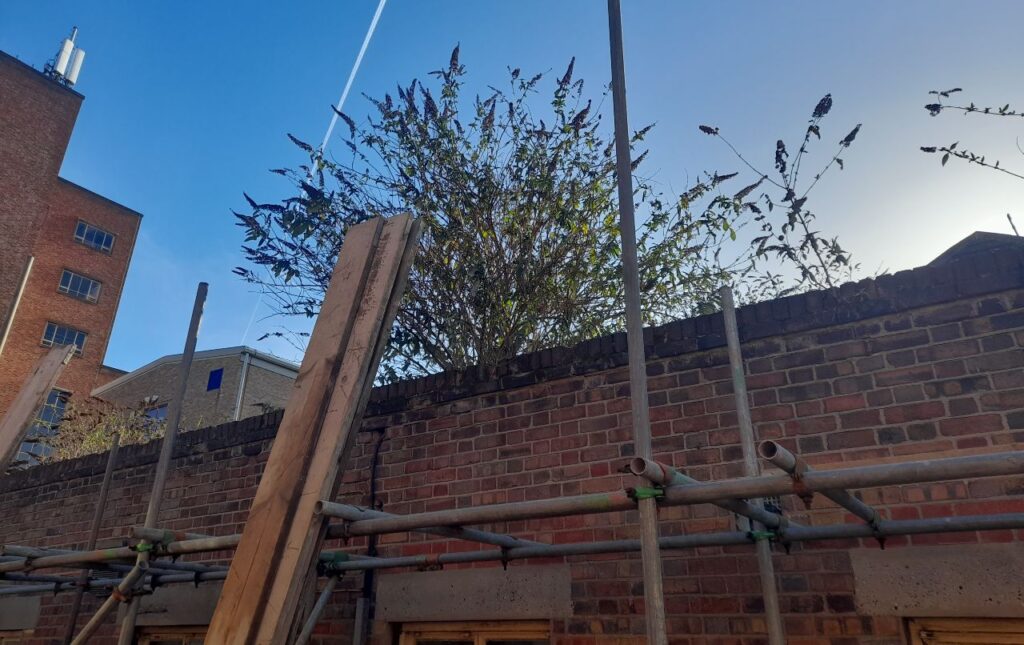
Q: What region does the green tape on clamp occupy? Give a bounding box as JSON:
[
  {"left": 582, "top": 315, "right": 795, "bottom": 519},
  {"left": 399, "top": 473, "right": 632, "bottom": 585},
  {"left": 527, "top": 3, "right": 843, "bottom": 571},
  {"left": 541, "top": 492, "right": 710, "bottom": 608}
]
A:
[
  {"left": 321, "top": 551, "right": 351, "bottom": 564},
  {"left": 631, "top": 486, "right": 665, "bottom": 501},
  {"left": 749, "top": 530, "right": 775, "bottom": 542},
  {"left": 133, "top": 542, "right": 155, "bottom": 553}
]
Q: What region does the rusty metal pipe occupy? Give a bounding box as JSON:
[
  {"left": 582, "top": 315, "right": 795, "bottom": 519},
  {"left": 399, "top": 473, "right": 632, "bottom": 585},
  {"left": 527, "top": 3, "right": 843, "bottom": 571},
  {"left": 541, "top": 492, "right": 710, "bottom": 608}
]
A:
[
  {"left": 320, "top": 512, "right": 1024, "bottom": 573},
  {"left": 319, "top": 503, "right": 543, "bottom": 548},
  {"left": 330, "top": 451, "right": 1024, "bottom": 537},
  {"left": 761, "top": 440, "right": 881, "bottom": 527},
  {"left": 629, "top": 457, "right": 793, "bottom": 530}
]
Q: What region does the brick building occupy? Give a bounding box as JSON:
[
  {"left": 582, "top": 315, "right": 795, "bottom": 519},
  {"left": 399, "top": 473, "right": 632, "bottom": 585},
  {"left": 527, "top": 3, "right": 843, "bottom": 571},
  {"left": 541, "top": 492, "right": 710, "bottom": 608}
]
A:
[
  {"left": 92, "top": 346, "right": 298, "bottom": 430},
  {"left": 0, "top": 236, "right": 1022, "bottom": 643},
  {"left": 0, "top": 50, "right": 141, "bottom": 459}
]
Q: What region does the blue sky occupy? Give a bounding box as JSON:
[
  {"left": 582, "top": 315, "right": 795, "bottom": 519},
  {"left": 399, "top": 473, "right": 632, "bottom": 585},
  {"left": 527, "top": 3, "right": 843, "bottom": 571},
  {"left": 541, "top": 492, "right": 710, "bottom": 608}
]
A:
[{"left": 3, "top": 1, "right": 1023, "bottom": 370}]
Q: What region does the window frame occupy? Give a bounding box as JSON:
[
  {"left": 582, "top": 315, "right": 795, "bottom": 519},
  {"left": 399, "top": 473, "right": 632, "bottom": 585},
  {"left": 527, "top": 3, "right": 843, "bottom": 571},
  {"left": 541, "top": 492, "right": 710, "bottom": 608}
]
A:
[
  {"left": 399, "top": 621, "right": 550, "bottom": 645},
  {"left": 73, "top": 219, "right": 116, "bottom": 254},
  {"left": 144, "top": 403, "right": 169, "bottom": 421},
  {"left": 207, "top": 367, "right": 224, "bottom": 391},
  {"left": 57, "top": 268, "right": 103, "bottom": 303},
  {"left": 40, "top": 321, "right": 88, "bottom": 356},
  {"left": 136, "top": 626, "right": 206, "bottom": 645},
  {"left": 908, "top": 617, "right": 1024, "bottom": 644},
  {"left": 16, "top": 388, "right": 70, "bottom": 465}
]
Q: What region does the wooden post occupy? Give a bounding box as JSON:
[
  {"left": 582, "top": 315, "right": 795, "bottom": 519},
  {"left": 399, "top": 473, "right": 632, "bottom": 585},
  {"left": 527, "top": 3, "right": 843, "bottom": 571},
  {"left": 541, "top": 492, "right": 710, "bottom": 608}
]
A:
[
  {"left": 0, "top": 344, "right": 75, "bottom": 471},
  {"left": 207, "top": 215, "right": 420, "bottom": 643}
]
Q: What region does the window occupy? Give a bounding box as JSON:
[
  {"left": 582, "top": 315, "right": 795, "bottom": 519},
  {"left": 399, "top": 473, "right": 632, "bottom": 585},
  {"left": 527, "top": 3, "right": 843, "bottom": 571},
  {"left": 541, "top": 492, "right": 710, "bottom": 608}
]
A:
[
  {"left": 908, "top": 617, "right": 1024, "bottom": 644},
  {"left": 145, "top": 404, "right": 168, "bottom": 421},
  {"left": 15, "top": 388, "right": 68, "bottom": 467},
  {"left": 73, "top": 220, "right": 115, "bottom": 253},
  {"left": 41, "top": 322, "right": 87, "bottom": 355},
  {"left": 207, "top": 368, "right": 224, "bottom": 391},
  {"left": 137, "top": 627, "right": 205, "bottom": 645},
  {"left": 399, "top": 622, "right": 549, "bottom": 645},
  {"left": 58, "top": 269, "right": 102, "bottom": 303}
]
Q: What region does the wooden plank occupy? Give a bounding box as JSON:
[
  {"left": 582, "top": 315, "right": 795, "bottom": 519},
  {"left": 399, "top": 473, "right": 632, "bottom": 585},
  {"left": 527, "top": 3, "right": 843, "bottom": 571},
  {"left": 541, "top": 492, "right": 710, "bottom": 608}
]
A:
[
  {"left": 206, "top": 217, "right": 383, "bottom": 643},
  {"left": 261, "top": 214, "right": 416, "bottom": 643},
  {"left": 207, "top": 214, "right": 419, "bottom": 644},
  {"left": 0, "top": 344, "right": 75, "bottom": 470}
]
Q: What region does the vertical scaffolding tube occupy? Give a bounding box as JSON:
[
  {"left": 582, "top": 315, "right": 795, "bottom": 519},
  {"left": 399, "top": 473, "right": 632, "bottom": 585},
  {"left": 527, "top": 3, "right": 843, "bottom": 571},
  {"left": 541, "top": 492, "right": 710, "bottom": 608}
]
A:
[
  {"left": 295, "top": 576, "right": 339, "bottom": 645},
  {"left": 720, "top": 286, "right": 785, "bottom": 644},
  {"left": 607, "top": 2, "right": 668, "bottom": 642},
  {"left": 73, "top": 283, "right": 208, "bottom": 645},
  {"left": 119, "top": 282, "right": 208, "bottom": 645},
  {"left": 62, "top": 433, "right": 121, "bottom": 645}
]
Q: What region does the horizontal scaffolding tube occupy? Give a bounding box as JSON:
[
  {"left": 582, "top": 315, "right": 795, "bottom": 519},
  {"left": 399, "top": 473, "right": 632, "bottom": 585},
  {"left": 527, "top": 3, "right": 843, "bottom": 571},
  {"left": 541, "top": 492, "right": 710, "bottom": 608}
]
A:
[
  {"left": 1, "top": 544, "right": 227, "bottom": 575},
  {"left": 629, "top": 457, "right": 793, "bottom": 530},
  {"left": 761, "top": 441, "right": 880, "bottom": 526},
  {"left": 321, "top": 512, "right": 1024, "bottom": 573},
  {"left": 0, "top": 543, "right": 228, "bottom": 575},
  {"left": 2, "top": 513, "right": 1022, "bottom": 597},
  {"left": 131, "top": 527, "right": 212, "bottom": 544},
  {"left": 333, "top": 451, "right": 1024, "bottom": 536},
  {"left": 2, "top": 450, "right": 1020, "bottom": 584},
  {"left": 0, "top": 568, "right": 231, "bottom": 598},
  {"left": 0, "top": 546, "right": 135, "bottom": 573},
  {"left": 318, "top": 503, "right": 543, "bottom": 548}
]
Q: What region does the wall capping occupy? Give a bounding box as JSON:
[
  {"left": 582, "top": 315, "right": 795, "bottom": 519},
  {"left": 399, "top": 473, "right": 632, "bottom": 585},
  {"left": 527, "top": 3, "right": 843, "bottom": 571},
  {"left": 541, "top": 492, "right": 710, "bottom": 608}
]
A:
[{"left": 367, "top": 247, "right": 1024, "bottom": 414}]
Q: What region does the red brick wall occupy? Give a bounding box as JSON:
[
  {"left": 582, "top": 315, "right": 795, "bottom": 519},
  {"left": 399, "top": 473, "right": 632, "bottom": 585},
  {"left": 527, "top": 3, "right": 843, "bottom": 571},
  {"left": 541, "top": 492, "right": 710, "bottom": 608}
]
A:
[
  {"left": 1, "top": 250, "right": 1022, "bottom": 644},
  {"left": 0, "top": 51, "right": 141, "bottom": 416}
]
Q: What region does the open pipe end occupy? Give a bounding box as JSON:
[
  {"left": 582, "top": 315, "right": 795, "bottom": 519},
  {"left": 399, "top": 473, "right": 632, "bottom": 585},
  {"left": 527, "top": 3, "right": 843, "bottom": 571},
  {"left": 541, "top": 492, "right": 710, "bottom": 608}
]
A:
[
  {"left": 628, "top": 457, "right": 674, "bottom": 485},
  {"left": 759, "top": 441, "right": 780, "bottom": 460},
  {"left": 313, "top": 501, "right": 325, "bottom": 515},
  {"left": 628, "top": 457, "right": 648, "bottom": 477}
]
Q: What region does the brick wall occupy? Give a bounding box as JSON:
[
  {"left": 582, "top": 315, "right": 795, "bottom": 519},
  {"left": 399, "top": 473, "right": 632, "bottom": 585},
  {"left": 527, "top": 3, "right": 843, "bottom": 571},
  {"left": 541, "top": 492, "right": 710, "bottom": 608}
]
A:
[
  {"left": 99, "top": 355, "right": 247, "bottom": 430},
  {"left": 0, "top": 247, "right": 1022, "bottom": 644},
  {"left": 0, "top": 51, "right": 141, "bottom": 418},
  {"left": 0, "top": 52, "right": 80, "bottom": 314},
  {"left": 238, "top": 362, "right": 294, "bottom": 420}
]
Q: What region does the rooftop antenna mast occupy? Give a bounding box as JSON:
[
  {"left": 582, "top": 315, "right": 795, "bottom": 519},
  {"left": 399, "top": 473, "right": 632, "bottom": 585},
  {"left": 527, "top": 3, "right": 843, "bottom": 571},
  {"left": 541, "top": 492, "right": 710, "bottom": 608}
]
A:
[{"left": 44, "top": 27, "right": 86, "bottom": 87}]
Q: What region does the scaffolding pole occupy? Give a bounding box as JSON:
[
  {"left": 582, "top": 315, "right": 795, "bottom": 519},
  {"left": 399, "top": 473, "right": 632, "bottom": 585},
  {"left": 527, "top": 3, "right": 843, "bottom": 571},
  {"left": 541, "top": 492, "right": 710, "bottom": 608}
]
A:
[
  {"left": 317, "top": 512, "right": 1024, "bottom": 572},
  {"left": 62, "top": 433, "right": 120, "bottom": 645},
  {"left": 629, "top": 457, "right": 795, "bottom": 531},
  {"left": 5, "top": 513, "right": 1021, "bottom": 595},
  {"left": 72, "top": 282, "right": 207, "bottom": 645},
  {"left": 606, "top": 1, "right": 667, "bottom": 641},
  {"left": 318, "top": 503, "right": 543, "bottom": 548},
  {"left": 721, "top": 286, "right": 785, "bottom": 645},
  {"left": 762, "top": 440, "right": 882, "bottom": 529},
  {"left": 7, "top": 449, "right": 1012, "bottom": 577},
  {"left": 317, "top": 450, "right": 1024, "bottom": 536},
  {"left": 294, "top": 576, "right": 340, "bottom": 645}
]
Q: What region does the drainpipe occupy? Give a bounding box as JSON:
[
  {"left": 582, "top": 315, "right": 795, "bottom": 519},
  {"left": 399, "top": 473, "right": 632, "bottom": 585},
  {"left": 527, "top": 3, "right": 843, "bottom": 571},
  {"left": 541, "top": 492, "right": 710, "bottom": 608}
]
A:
[
  {"left": 233, "top": 350, "right": 252, "bottom": 420},
  {"left": 354, "top": 428, "right": 387, "bottom": 645},
  {"left": 0, "top": 256, "right": 34, "bottom": 359}
]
